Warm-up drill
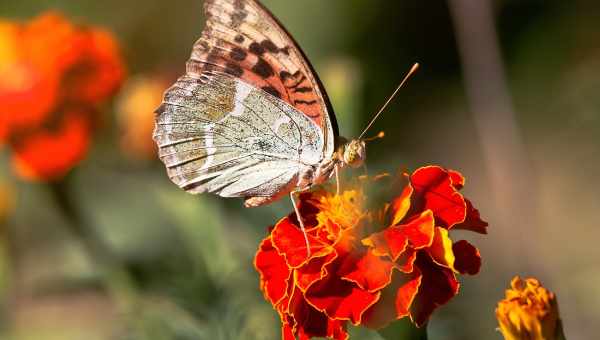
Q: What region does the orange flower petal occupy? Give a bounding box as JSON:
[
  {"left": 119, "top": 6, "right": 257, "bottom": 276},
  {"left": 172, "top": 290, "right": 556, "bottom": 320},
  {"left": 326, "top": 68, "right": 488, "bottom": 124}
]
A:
[
  {"left": 361, "top": 269, "right": 422, "bottom": 329},
  {"left": 389, "top": 185, "right": 413, "bottom": 225},
  {"left": 452, "top": 240, "right": 481, "bottom": 275},
  {"left": 0, "top": 61, "right": 59, "bottom": 135},
  {"left": 453, "top": 199, "right": 488, "bottom": 234},
  {"left": 362, "top": 210, "right": 434, "bottom": 261},
  {"left": 254, "top": 237, "right": 291, "bottom": 306},
  {"left": 428, "top": 226, "right": 456, "bottom": 271},
  {"left": 22, "top": 12, "right": 87, "bottom": 73},
  {"left": 271, "top": 217, "right": 331, "bottom": 268},
  {"left": 410, "top": 252, "right": 459, "bottom": 326},
  {"left": 305, "top": 265, "right": 380, "bottom": 325},
  {"left": 12, "top": 111, "right": 90, "bottom": 181},
  {"left": 448, "top": 169, "right": 465, "bottom": 189},
  {"left": 288, "top": 289, "right": 349, "bottom": 340},
  {"left": 282, "top": 322, "right": 296, "bottom": 340},
  {"left": 396, "top": 248, "right": 417, "bottom": 273},
  {"left": 395, "top": 269, "right": 422, "bottom": 318},
  {"left": 295, "top": 252, "right": 337, "bottom": 292},
  {"left": 361, "top": 228, "right": 408, "bottom": 260},
  {"left": 66, "top": 28, "right": 125, "bottom": 104},
  {"left": 410, "top": 166, "right": 466, "bottom": 229},
  {"left": 401, "top": 210, "right": 436, "bottom": 249},
  {"left": 338, "top": 249, "right": 395, "bottom": 292}
]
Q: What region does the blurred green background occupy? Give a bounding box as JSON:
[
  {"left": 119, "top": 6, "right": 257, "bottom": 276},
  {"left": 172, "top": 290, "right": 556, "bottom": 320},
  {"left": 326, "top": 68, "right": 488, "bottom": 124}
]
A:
[{"left": 1, "top": 0, "right": 598, "bottom": 339}]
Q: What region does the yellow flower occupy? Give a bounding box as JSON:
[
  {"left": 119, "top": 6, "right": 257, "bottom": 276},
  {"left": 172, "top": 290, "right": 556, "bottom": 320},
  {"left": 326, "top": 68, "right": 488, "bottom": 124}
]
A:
[
  {"left": 496, "top": 276, "right": 565, "bottom": 340},
  {"left": 314, "top": 188, "right": 365, "bottom": 231},
  {"left": 116, "top": 75, "right": 169, "bottom": 160}
]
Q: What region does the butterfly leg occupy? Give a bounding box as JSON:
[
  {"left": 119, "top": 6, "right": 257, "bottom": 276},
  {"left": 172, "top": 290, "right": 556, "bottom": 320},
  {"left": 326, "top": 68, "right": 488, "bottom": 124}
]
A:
[
  {"left": 290, "top": 189, "right": 312, "bottom": 257},
  {"left": 335, "top": 164, "right": 341, "bottom": 195}
]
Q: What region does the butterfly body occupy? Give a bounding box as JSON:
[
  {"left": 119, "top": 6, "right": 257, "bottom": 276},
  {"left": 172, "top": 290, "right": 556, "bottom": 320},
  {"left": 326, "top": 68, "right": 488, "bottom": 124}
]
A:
[{"left": 153, "top": 0, "right": 366, "bottom": 207}]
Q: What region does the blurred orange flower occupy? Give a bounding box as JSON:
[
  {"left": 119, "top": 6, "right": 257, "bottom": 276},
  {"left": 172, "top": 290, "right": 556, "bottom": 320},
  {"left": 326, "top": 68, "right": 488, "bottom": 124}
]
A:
[
  {"left": 116, "top": 75, "right": 169, "bottom": 160},
  {"left": 496, "top": 276, "right": 565, "bottom": 340},
  {"left": 254, "top": 166, "right": 488, "bottom": 339},
  {"left": 0, "top": 11, "right": 125, "bottom": 181}
]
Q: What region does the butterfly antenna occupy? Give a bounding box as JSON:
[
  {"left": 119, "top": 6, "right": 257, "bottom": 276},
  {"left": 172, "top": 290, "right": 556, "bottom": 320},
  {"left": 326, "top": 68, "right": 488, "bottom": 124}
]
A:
[
  {"left": 363, "top": 131, "right": 385, "bottom": 142},
  {"left": 358, "top": 63, "right": 420, "bottom": 139}
]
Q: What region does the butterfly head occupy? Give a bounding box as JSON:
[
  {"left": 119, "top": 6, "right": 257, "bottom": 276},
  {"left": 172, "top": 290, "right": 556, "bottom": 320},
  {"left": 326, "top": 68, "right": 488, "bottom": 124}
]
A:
[{"left": 341, "top": 139, "right": 367, "bottom": 168}]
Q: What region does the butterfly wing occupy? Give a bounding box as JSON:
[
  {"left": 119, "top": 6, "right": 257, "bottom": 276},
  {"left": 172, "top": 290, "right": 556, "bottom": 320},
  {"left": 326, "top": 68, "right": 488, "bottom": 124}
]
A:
[
  {"left": 154, "top": 0, "right": 338, "bottom": 201},
  {"left": 154, "top": 72, "right": 324, "bottom": 198},
  {"left": 195, "top": 0, "right": 338, "bottom": 153}
]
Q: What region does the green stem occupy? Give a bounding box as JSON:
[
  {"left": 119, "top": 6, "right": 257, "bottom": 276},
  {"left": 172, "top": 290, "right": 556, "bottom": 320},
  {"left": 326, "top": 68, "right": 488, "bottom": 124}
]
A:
[
  {"left": 377, "top": 319, "right": 428, "bottom": 340},
  {"left": 48, "top": 175, "right": 114, "bottom": 268},
  {"left": 48, "top": 175, "right": 138, "bottom": 304},
  {"left": 556, "top": 319, "right": 567, "bottom": 340}
]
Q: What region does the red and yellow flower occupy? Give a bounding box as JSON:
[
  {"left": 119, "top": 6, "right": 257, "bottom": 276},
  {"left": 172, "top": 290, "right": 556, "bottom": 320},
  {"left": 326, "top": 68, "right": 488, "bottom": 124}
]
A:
[
  {"left": 496, "top": 276, "right": 565, "bottom": 340},
  {"left": 0, "top": 12, "right": 125, "bottom": 181},
  {"left": 255, "top": 166, "right": 488, "bottom": 339}
]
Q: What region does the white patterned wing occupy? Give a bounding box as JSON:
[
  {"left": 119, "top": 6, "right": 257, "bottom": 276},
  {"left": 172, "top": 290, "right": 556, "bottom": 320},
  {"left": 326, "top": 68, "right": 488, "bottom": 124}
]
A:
[{"left": 153, "top": 72, "right": 324, "bottom": 199}]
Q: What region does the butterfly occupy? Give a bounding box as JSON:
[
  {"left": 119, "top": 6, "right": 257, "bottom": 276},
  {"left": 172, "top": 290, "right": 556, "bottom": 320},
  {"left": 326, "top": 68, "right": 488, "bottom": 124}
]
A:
[{"left": 153, "top": 0, "right": 416, "bottom": 243}]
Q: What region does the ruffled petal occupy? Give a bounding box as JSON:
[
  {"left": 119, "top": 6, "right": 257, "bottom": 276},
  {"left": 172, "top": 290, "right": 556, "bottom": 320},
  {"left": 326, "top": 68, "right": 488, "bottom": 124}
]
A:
[
  {"left": 271, "top": 217, "right": 331, "bottom": 268},
  {"left": 400, "top": 210, "right": 436, "bottom": 249},
  {"left": 362, "top": 210, "right": 434, "bottom": 260},
  {"left": 410, "top": 166, "right": 466, "bottom": 229},
  {"left": 305, "top": 263, "right": 380, "bottom": 325},
  {"left": 428, "top": 227, "right": 456, "bottom": 271},
  {"left": 338, "top": 249, "right": 395, "bottom": 292},
  {"left": 448, "top": 169, "right": 465, "bottom": 190},
  {"left": 295, "top": 252, "right": 337, "bottom": 292},
  {"left": 453, "top": 240, "right": 481, "bottom": 275},
  {"left": 396, "top": 248, "right": 417, "bottom": 273},
  {"left": 361, "top": 228, "right": 407, "bottom": 261},
  {"left": 361, "top": 269, "right": 422, "bottom": 329},
  {"left": 255, "top": 237, "right": 291, "bottom": 306},
  {"left": 410, "top": 252, "right": 459, "bottom": 326},
  {"left": 389, "top": 185, "right": 413, "bottom": 225},
  {"left": 288, "top": 289, "right": 349, "bottom": 340},
  {"left": 12, "top": 111, "right": 90, "bottom": 181},
  {"left": 453, "top": 199, "right": 488, "bottom": 234}
]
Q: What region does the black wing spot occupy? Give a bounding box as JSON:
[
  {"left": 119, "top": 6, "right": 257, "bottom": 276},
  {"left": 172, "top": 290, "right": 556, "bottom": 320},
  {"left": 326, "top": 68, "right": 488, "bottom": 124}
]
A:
[
  {"left": 261, "top": 40, "right": 279, "bottom": 53},
  {"left": 294, "top": 99, "right": 317, "bottom": 105},
  {"left": 234, "top": 34, "right": 245, "bottom": 43},
  {"left": 261, "top": 86, "right": 281, "bottom": 99},
  {"left": 198, "top": 41, "right": 210, "bottom": 51},
  {"left": 289, "top": 74, "right": 306, "bottom": 88},
  {"left": 230, "top": 47, "right": 247, "bottom": 61},
  {"left": 225, "top": 62, "right": 244, "bottom": 77},
  {"left": 249, "top": 42, "right": 265, "bottom": 55},
  {"left": 154, "top": 103, "right": 167, "bottom": 116},
  {"left": 252, "top": 58, "right": 274, "bottom": 78},
  {"left": 280, "top": 71, "right": 292, "bottom": 80},
  {"left": 206, "top": 51, "right": 220, "bottom": 62},
  {"left": 293, "top": 86, "right": 312, "bottom": 93}
]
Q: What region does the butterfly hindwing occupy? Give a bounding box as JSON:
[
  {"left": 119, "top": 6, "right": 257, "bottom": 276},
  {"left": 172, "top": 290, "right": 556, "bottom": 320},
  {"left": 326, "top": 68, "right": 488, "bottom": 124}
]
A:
[{"left": 154, "top": 72, "right": 324, "bottom": 198}]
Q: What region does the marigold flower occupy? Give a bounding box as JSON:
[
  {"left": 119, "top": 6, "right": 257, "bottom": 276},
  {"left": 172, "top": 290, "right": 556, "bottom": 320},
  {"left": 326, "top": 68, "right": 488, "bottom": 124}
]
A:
[
  {"left": 254, "top": 166, "right": 488, "bottom": 339},
  {"left": 0, "top": 12, "right": 125, "bottom": 181},
  {"left": 496, "top": 276, "right": 566, "bottom": 340}
]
